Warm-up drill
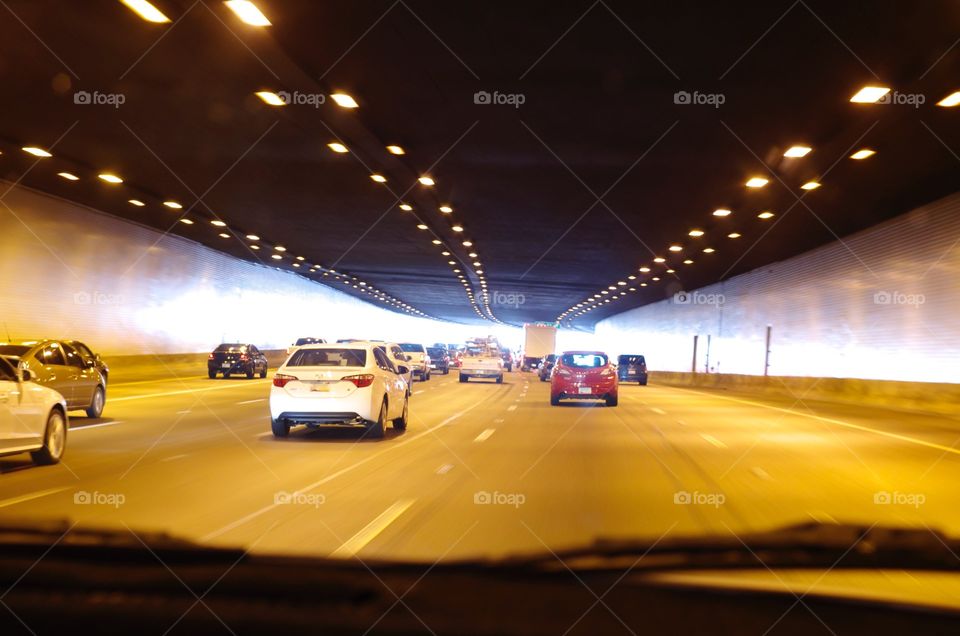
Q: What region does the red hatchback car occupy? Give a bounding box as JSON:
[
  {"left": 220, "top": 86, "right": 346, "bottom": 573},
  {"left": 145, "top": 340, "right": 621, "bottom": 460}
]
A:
[{"left": 550, "top": 351, "right": 618, "bottom": 407}]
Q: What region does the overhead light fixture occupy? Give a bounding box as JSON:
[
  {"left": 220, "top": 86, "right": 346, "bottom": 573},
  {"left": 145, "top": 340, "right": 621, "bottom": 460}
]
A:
[
  {"left": 468, "top": 252, "right": 478, "bottom": 258},
  {"left": 668, "top": 245, "right": 683, "bottom": 252},
  {"left": 849, "top": 85, "right": 890, "bottom": 103},
  {"left": 433, "top": 239, "right": 442, "bottom": 245},
  {"left": 703, "top": 247, "right": 715, "bottom": 253},
  {"left": 386, "top": 145, "right": 405, "bottom": 155},
  {"left": 462, "top": 240, "right": 473, "bottom": 247},
  {"left": 728, "top": 232, "right": 741, "bottom": 239},
  {"left": 745, "top": 177, "right": 768, "bottom": 188},
  {"left": 628, "top": 275, "right": 636, "bottom": 280},
  {"left": 688, "top": 229, "right": 704, "bottom": 237},
  {"left": 399, "top": 203, "right": 413, "bottom": 211},
  {"left": 666, "top": 269, "right": 676, "bottom": 274},
  {"left": 683, "top": 259, "right": 694, "bottom": 265},
  {"left": 163, "top": 201, "right": 182, "bottom": 209},
  {"left": 801, "top": 181, "right": 821, "bottom": 190},
  {"left": 328, "top": 142, "right": 348, "bottom": 153},
  {"left": 416, "top": 224, "right": 428, "bottom": 230},
  {"left": 757, "top": 211, "right": 775, "bottom": 219},
  {"left": 274, "top": 245, "right": 286, "bottom": 252},
  {"left": 713, "top": 208, "right": 732, "bottom": 217},
  {"left": 418, "top": 176, "right": 435, "bottom": 186},
  {"left": 57, "top": 172, "right": 79, "bottom": 181},
  {"left": 452, "top": 224, "right": 464, "bottom": 232},
  {"left": 128, "top": 199, "right": 145, "bottom": 206},
  {"left": 937, "top": 91, "right": 960, "bottom": 107},
  {"left": 850, "top": 149, "right": 875, "bottom": 160},
  {"left": 98, "top": 173, "right": 123, "bottom": 184},
  {"left": 439, "top": 205, "right": 453, "bottom": 213},
  {"left": 211, "top": 220, "right": 227, "bottom": 227},
  {"left": 441, "top": 251, "right": 451, "bottom": 256},
  {"left": 218, "top": 233, "right": 230, "bottom": 238},
  {"left": 246, "top": 234, "right": 260, "bottom": 240},
  {"left": 22, "top": 147, "right": 52, "bottom": 158},
  {"left": 255, "top": 91, "right": 286, "bottom": 106},
  {"left": 224, "top": 1, "right": 271, "bottom": 26},
  {"left": 783, "top": 145, "right": 812, "bottom": 158},
  {"left": 330, "top": 93, "right": 358, "bottom": 109},
  {"left": 652, "top": 277, "right": 661, "bottom": 281},
  {"left": 296, "top": 256, "right": 305, "bottom": 261},
  {"left": 370, "top": 174, "right": 387, "bottom": 183},
  {"left": 639, "top": 266, "right": 651, "bottom": 273},
  {"left": 120, "top": 0, "right": 171, "bottom": 23},
  {"left": 652, "top": 257, "right": 666, "bottom": 264},
  {"left": 271, "top": 254, "right": 282, "bottom": 260},
  {"left": 179, "top": 219, "right": 194, "bottom": 225}
]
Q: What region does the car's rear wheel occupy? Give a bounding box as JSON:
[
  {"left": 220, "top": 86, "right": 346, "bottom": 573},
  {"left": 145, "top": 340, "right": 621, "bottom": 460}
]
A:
[
  {"left": 496, "top": 375, "right": 503, "bottom": 384},
  {"left": 639, "top": 379, "right": 647, "bottom": 386},
  {"left": 550, "top": 395, "right": 560, "bottom": 406},
  {"left": 605, "top": 394, "right": 619, "bottom": 407},
  {"left": 246, "top": 365, "right": 254, "bottom": 379},
  {"left": 31, "top": 408, "right": 66, "bottom": 465},
  {"left": 271, "top": 418, "right": 290, "bottom": 438},
  {"left": 208, "top": 369, "right": 216, "bottom": 379},
  {"left": 459, "top": 375, "right": 468, "bottom": 383},
  {"left": 393, "top": 397, "right": 408, "bottom": 431},
  {"left": 85, "top": 386, "right": 105, "bottom": 418},
  {"left": 259, "top": 366, "right": 267, "bottom": 379},
  {"left": 366, "top": 401, "right": 386, "bottom": 439}
]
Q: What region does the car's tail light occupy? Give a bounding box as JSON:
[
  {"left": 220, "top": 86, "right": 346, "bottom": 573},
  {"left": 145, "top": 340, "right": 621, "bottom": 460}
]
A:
[
  {"left": 208, "top": 353, "right": 214, "bottom": 359},
  {"left": 556, "top": 368, "right": 572, "bottom": 377},
  {"left": 273, "top": 373, "right": 296, "bottom": 387},
  {"left": 601, "top": 368, "right": 615, "bottom": 377},
  {"left": 240, "top": 354, "right": 249, "bottom": 361},
  {"left": 342, "top": 374, "right": 375, "bottom": 388}
]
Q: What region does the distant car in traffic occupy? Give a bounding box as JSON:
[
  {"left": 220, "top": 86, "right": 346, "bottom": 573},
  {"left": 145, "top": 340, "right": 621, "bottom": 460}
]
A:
[
  {"left": 617, "top": 354, "right": 648, "bottom": 385},
  {"left": 538, "top": 354, "right": 558, "bottom": 382},
  {"left": 207, "top": 343, "right": 268, "bottom": 379},
  {"left": 501, "top": 350, "right": 514, "bottom": 372},
  {"left": 0, "top": 355, "right": 68, "bottom": 465},
  {"left": 426, "top": 346, "right": 450, "bottom": 375},
  {"left": 550, "top": 351, "right": 618, "bottom": 407},
  {"left": 270, "top": 343, "right": 409, "bottom": 439},
  {"left": 287, "top": 337, "right": 326, "bottom": 354},
  {"left": 449, "top": 349, "right": 463, "bottom": 368},
  {"left": 376, "top": 343, "right": 414, "bottom": 394},
  {"left": 0, "top": 339, "right": 107, "bottom": 418},
  {"left": 399, "top": 343, "right": 431, "bottom": 381}
]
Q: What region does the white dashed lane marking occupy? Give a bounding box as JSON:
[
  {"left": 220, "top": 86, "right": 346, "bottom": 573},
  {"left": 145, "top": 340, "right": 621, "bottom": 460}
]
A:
[{"left": 473, "top": 429, "right": 496, "bottom": 443}]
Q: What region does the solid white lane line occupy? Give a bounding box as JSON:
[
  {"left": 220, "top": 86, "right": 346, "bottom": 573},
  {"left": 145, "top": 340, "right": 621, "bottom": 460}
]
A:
[
  {"left": 161, "top": 454, "right": 189, "bottom": 462},
  {"left": 111, "top": 380, "right": 271, "bottom": 402},
  {"left": 330, "top": 499, "right": 415, "bottom": 558},
  {"left": 700, "top": 433, "right": 727, "bottom": 449},
  {"left": 436, "top": 463, "right": 454, "bottom": 475},
  {"left": 202, "top": 402, "right": 485, "bottom": 542},
  {"left": 70, "top": 421, "right": 124, "bottom": 432},
  {"left": 473, "top": 429, "right": 496, "bottom": 443},
  {"left": 507, "top": 405, "right": 517, "bottom": 412},
  {"left": 236, "top": 398, "right": 266, "bottom": 405},
  {"left": 413, "top": 390, "right": 425, "bottom": 395},
  {"left": 0, "top": 487, "right": 70, "bottom": 509},
  {"left": 675, "top": 387, "right": 960, "bottom": 458},
  {"left": 650, "top": 407, "right": 667, "bottom": 415},
  {"left": 176, "top": 410, "right": 192, "bottom": 415}
]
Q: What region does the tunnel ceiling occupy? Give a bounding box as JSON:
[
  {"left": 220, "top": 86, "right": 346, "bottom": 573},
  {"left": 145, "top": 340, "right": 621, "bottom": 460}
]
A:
[{"left": 1, "top": 0, "right": 959, "bottom": 328}]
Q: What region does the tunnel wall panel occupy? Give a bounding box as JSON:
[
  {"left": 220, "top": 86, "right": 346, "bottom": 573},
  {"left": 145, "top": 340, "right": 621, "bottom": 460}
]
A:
[{"left": 596, "top": 193, "right": 960, "bottom": 383}]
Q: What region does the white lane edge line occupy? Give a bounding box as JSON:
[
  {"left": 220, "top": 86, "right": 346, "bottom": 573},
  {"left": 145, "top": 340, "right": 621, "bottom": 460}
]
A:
[
  {"left": 0, "top": 486, "right": 71, "bottom": 509},
  {"left": 700, "top": 433, "right": 727, "bottom": 449},
  {"left": 473, "top": 428, "right": 495, "bottom": 443},
  {"left": 237, "top": 398, "right": 266, "bottom": 405},
  {"left": 70, "top": 421, "right": 123, "bottom": 432},
  {"left": 330, "top": 499, "right": 415, "bottom": 558}
]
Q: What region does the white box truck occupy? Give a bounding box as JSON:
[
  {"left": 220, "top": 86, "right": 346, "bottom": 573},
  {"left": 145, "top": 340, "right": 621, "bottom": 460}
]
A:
[{"left": 521, "top": 323, "right": 557, "bottom": 371}]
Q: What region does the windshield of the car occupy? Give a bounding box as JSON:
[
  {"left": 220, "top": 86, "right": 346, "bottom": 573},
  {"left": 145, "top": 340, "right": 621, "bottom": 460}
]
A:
[
  {"left": 426, "top": 347, "right": 445, "bottom": 357},
  {"left": 214, "top": 344, "right": 246, "bottom": 353},
  {"left": 561, "top": 353, "right": 608, "bottom": 368},
  {"left": 399, "top": 343, "right": 424, "bottom": 352},
  {"left": 618, "top": 355, "right": 645, "bottom": 364},
  {"left": 286, "top": 348, "right": 366, "bottom": 367}
]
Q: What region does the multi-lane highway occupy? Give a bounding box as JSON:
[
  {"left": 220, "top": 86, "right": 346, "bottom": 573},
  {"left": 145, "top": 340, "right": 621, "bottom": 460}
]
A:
[{"left": 2, "top": 370, "right": 957, "bottom": 561}]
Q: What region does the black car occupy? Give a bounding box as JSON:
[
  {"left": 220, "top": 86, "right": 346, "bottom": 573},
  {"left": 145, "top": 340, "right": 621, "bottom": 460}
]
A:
[
  {"left": 538, "top": 354, "right": 557, "bottom": 381},
  {"left": 208, "top": 344, "right": 268, "bottom": 379},
  {"left": 426, "top": 346, "right": 450, "bottom": 374},
  {"left": 617, "top": 354, "right": 647, "bottom": 385}
]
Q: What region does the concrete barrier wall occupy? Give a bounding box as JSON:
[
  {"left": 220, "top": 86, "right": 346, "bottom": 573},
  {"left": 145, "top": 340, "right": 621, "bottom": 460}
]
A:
[{"left": 596, "top": 192, "right": 960, "bottom": 384}]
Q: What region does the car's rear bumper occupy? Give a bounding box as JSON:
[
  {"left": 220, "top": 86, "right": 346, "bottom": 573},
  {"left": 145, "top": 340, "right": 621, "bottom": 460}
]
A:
[
  {"left": 270, "top": 388, "right": 375, "bottom": 421},
  {"left": 618, "top": 371, "right": 648, "bottom": 382},
  {"left": 460, "top": 369, "right": 501, "bottom": 377},
  {"left": 274, "top": 411, "right": 366, "bottom": 426}
]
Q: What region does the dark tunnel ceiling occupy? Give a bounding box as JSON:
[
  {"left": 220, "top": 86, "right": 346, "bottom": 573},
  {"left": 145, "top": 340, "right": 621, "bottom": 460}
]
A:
[{"left": 1, "top": 0, "right": 959, "bottom": 328}]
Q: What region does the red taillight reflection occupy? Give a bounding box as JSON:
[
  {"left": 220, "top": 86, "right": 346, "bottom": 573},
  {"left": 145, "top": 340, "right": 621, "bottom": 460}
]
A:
[
  {"left": 273, "top": 373, "right": 296, "bottom": 388},
  {"left": 342, "top": 374, "right": 375, "bottom": 388},
  {"left": 208, "top": 353, "right": 214, "bottom": 359}
]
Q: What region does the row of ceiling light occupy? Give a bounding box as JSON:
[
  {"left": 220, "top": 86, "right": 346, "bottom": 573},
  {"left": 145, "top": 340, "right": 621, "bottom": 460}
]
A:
[{"left": 557, "top": 83, "right": 932, "bottom": 325}]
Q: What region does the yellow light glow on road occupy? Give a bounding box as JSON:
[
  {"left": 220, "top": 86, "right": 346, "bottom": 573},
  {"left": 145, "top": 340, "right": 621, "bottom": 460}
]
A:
[
  {"left": 224, "top": 1, "right": 271, "bottom": 26},
  {"left": 120, "top": 0, "right": 171, "bottom": 23}
]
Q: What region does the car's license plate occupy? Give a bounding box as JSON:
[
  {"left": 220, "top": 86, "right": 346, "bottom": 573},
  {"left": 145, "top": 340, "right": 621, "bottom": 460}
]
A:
[
  {"left": 578, "top": 387, "right": 592, "bottom": 394},
  {"left": 310, "top": 384, "right": 330, "bottom": 392},
  {"left": 221, "top": 362, "right": 230, "bottom": 368},
  {"left": 628, "top": 370, "right": 636, "bottom": 374}
]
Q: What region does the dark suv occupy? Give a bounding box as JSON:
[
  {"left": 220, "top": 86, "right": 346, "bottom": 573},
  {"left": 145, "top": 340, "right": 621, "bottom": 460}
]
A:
[
  {"left": 617, "top": 354, "right": 647, "bottom": 385},
  {"left": 426, "top": 346, "right": 450, "bottom": 374},
  {"left": 538, "top": 354, "right": 557, "bottom": 382},
  {"left": 208, "top": 344, "right": 268, "bottom": 379}
]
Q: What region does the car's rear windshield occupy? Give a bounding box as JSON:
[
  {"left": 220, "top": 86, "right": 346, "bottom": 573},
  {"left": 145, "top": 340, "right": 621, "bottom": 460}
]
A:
[
  {"left": 618, "top": 355, "right": 645, "bottom": 364},
  {"left": 214, "top": 344, "right": 246, "bottom": 353},
  {"left": 287, "top": 348, "right": 366, "bottom": 367},
  {"left": 561, "top": 353, "right": 608, "bottom": 368},
  {"left": 426, "top": 347, "right": 445, "bottom": 356},
  {"left": 399, "top": 343, "right": 424, "bottom": 352},
  {"left": 295, "top": 338, "right": 323, "bottom": 346},
  {"left": 0, "top": 345, "right": 30, "bottom": 357}
]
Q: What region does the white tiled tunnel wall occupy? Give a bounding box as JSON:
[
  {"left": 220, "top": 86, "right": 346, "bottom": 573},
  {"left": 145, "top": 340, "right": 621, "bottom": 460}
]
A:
[{"left": 596, "top": 193, "right": 960, "bottom": 383}]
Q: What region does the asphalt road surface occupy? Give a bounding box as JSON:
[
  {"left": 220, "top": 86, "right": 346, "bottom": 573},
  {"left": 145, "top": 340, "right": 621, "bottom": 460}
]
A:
[{"left": 2, "top": 370, "right": 958, "bottom": 561}]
